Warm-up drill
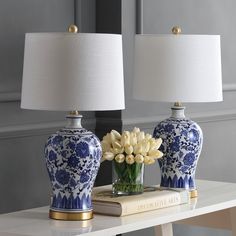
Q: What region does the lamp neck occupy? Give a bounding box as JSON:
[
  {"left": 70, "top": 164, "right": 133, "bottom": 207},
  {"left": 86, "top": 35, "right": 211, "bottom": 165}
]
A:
[
  {"left": 171, "top": 103, "right": 186, "bottom": 119},
  {"left": 65, "top": 113, "right": 83, "bottom": 129}
]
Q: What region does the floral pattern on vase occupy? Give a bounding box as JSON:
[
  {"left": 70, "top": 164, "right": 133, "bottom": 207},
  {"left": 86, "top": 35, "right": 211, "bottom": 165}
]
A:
[
  {"left": 45, "top": 127, "right": 102, "bottom": 212},
  {"left": 153, "top": 109, "right": 203, "bottom": 190}
]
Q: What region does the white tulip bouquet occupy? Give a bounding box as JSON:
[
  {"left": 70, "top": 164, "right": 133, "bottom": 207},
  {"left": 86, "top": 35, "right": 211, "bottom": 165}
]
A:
[{"left": 101, "top": 127, "right": 164, "bottom": 195}]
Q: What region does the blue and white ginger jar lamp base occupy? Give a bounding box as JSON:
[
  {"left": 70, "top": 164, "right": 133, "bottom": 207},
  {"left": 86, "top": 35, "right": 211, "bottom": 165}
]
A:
[
  {"left": 45, "top": 113, "right": 102, "bottom": 220},
  {"left": 153, "top": 105, "right": 203, "bottom": 198}
]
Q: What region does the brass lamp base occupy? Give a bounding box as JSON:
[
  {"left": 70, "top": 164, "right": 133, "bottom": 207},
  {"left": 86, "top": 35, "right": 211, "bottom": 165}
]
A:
[
  {"left": 190, "top": 189, "right": 198, "bottom": 198},
  {"left": 49, "top": 209, "right": 93, "bottom": 221}
]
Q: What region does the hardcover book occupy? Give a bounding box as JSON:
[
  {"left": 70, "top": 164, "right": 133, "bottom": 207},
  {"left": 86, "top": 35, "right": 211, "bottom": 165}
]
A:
[{"left": 92, "top": 185, "right": 190, "bottom": 216}]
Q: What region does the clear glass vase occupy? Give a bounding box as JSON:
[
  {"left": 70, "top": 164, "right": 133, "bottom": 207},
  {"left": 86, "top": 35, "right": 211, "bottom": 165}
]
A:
[{"left": 112, "top": 161, "right": 144, "bottom": 196}]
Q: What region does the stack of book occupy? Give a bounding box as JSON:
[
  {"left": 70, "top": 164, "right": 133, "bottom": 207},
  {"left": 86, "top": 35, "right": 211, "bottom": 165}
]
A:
[{"left": 92, "top": 185, "right": 190, "bottom": 216}]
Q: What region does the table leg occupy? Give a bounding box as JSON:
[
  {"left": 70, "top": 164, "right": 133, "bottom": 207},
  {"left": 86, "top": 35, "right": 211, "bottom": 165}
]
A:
[
  {"left": 154, "top": 223, "right": 173, "bottom": 236},
  {"left": 230, "top": 207, "right": 236, "bottom": 236}
]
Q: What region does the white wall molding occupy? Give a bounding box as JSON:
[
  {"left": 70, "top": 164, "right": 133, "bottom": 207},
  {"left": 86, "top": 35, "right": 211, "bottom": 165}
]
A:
[
  {"left": 0, "top": 118, "right": 96, "bottom": 139},
  {"left": 1, "top": 83, "right": 236, "bottom": 103},
  {"left": 0, "top": 92, "right": 21, "bottom": 102},
  {"left": 0, "top": 121, "right": 66, "bottom": 139},
  {"left": 223, "top": 83, "right": 236, "bottom": 92},
  {"left": 123, "top": 109, "right": 236, "bottom": 130}
]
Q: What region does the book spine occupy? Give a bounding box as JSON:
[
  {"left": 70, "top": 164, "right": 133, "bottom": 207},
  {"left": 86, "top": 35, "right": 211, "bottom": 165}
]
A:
[{"left": 121, "top": 191, "right": 189, "bottom": 216}]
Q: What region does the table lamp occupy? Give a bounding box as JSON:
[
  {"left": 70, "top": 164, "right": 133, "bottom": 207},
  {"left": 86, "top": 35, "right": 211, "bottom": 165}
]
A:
[
  {"left": 134, "top": 27, "right": 222, "bottom": 197},
  {"left": 21, "top": 25, "right": 124, "bottom": 220}
]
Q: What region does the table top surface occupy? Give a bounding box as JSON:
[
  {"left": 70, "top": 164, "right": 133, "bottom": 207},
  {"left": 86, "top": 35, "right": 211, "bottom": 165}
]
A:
[{"left": 1, "top": 179, "right": 236, "bottom": 236}]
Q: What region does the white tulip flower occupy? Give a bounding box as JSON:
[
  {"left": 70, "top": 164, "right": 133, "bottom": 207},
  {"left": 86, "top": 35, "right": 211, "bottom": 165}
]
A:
[
  {"left": 103, "top": 133, "right": 112, "bottom": 143},
  {"left": 101, "top": 140, "right": 111, "bottom": 153},
  {"left": 103, "top": 152, "right": 114, "bottom": 161},
  {"left": 121, "top": 131, "right": 130, "bottom": 146},
  {"left": 110, "top": 132, "right": 117, "bottom": 143},
  {"left": 134, "top": 143, "right": 143, "bottom": 155},
  {"left": 145, "top": 133, "right": 152, "bottom": 140},
  {"left": 144, "top": 156, "right": 155, "bottom": 165},
  {"left": 130, "top": 132, "right": 138, "bottom": 146},
  {"left": 141, "top": 139, "right": 150, "bottom": 153},
  {"left": 137, "top": 131, "right": 145, "bottom": 142},
  {"left": 101, "top": 129, "right": 164, "bottom": 166},
  {"left": 112, "top": 141, "right": 122, "bottom": 149},
  {"left": 135, "top": 154, "right": 144, "bottom": 164},
  {"left": 126, "top": 154, "right": 135, "bottom": 165},
  {"left": 155, "top": 138, "right": 163, "bottom": 149},
  {"left": 115, "top": 154, "right": 125, "bottom": 163},
  {"left": 125, "top": 144, "right": 133, "bottom": 155},
  {"left": 149, "top": 138, "right": 158, "bottom": 151},
  {"left": 111, "top": 130, "right": 121, "bottom": 140},
  {"left": 113, "top": 147, "right": 124, "bottom": 154},
  {"left": 149, "top": 150, "right": 164, "bottom": 159},
  {"left": 133, "top": 127, "right": 140, "bottom": 133}
]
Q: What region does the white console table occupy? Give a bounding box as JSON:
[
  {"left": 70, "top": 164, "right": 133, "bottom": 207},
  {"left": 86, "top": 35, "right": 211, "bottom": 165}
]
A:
[{"left": 0, "top": 180, "right": 236, "bottom": 236}]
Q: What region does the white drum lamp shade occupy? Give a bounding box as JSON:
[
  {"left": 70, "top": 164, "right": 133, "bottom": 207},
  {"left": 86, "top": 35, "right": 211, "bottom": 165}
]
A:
[
  {"left": 21, "top": 33, "right": 125, "bottom": 111},
  {"left": 134, "top": 35, "right": 223, "bottom": 102}
]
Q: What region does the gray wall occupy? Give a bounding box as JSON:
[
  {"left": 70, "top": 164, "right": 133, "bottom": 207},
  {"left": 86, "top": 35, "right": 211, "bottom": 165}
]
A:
[{"left": 122, "top": 0, "right": 236, "bottom": 235}]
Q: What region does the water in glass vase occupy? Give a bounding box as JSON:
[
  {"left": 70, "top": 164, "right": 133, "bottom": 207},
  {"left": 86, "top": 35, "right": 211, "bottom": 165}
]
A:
[{"left": 112, "top": 161, "right": 144, "bottom": 196}]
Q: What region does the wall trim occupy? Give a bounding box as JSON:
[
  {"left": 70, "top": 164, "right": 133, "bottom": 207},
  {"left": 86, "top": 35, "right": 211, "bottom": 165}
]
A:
[
  {"left": 1, "top": 84, "right": 236, "bottom": 103},
  {"left": 222, "top": 83, "right": 236, "bottom": 92},
  {"left": 0, "top": 118, "right": 96, "bottom": 139},
  {"left": 0, "top": 121, "right": 66, "bottom": 139},
  {"left": 0, "top": 92, "right": 21, "bottom": 102},
  {"left": 123, "top": 109, "right": 236, "bottom": 130}
]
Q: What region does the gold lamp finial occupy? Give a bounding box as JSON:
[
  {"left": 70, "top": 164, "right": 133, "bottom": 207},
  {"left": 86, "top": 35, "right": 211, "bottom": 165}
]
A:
[
  {"left": 70, "top": 110, "right": 80, "bottom": 116},
  {"left": 174, "top": 102, "right": 183, "bottom": 107},
  {"left": 172, "top": 26, "right": 182, "bottom": 35},
  {"left": 68, "top": 24, "right": 78, "bottom": 33}
]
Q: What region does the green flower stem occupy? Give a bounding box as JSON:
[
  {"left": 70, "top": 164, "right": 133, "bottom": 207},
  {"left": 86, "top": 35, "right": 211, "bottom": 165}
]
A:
[{"left": 113, "top": 161, "right": 144, "bottom": 194}]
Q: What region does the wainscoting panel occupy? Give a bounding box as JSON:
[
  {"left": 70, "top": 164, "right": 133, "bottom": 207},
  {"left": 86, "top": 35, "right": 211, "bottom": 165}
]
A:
[
  {"left": 0, "top": 134, "right": 51, "bottom": 213},
  {"left": 0, "top": 0, "right": 74, "bottom": 93}
]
